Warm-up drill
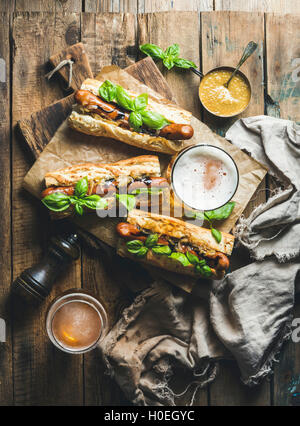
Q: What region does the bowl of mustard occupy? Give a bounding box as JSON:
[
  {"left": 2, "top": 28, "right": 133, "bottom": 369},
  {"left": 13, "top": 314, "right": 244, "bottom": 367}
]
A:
[{"left": 199, "top": 66, "right": 251, "bottom": 118}]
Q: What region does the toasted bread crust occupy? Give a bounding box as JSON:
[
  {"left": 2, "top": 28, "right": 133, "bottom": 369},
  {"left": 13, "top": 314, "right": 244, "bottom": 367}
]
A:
[
  {"left": 68, "top": 110, "right": 184, "bottom": 155},
  {"left": 45, "top": 155, "right": 161, "bottom": 187},
  {"left": 126, "top": 209, "right": 234, "bottom": 256}
]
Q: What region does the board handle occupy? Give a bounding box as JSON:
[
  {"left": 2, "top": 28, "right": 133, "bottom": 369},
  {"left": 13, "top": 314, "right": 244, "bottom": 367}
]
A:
[{"left": 48, "top": 42, "right": 93, "bottom": 91}]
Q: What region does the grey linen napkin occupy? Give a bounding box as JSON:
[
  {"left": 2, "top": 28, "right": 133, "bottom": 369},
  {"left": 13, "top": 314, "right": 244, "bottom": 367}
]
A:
[{"left": 99, "top": 116, "right": 300, "bottom": 405}]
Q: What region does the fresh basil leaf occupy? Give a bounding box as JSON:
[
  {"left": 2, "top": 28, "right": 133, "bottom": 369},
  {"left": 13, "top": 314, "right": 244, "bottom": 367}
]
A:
[
  {"left": 202, "top": 265, "right": 212, "bottom": 277},
  {"left": 99, "top": 80, "right": 117, "bottom": 102},
  {"left": 204, "top": 202, "right": 235, "bottom": 221},
  {"left": 135, "top": 246, "right": 149, "bottom": 257},
  {"left": 163, "top": 56, "right": 174, "bottom": 70},
  {"left": 116, "top": 194, "right": 136, "bottom": 211},
  {"left": 75, "top": 177, "right": 89, "bottom": 198},
  {"left": 95, "top": 197, "right": 109, "bottom": 210},
  {"left": 168, "top": 252, "right": 191, "bottom": 267},
  {"left": 165, "top": 43, "right": 179, "bottom": 58},
  {"left": 129, "top": 112, "right": 143, "bottom": 131},
  {"left": 139, "top": 43, "right": 165, "bottom": 60},
  {"left": 42, "top": 192, "right": 71, "bottom": 212},
  {"left": 145, "top": 233, "right": 158, "bottom": 248},
  {"left": 116, "top": 85, "right": 134, "bottom": 111},
  {"left": 186, "top": 250, "right": 200, "bottom": 265},
  {"left": 141, "top": 110, "right": 170, "bottom": 130},
  {"left": 195, "top": 264, "right": 212, "bottom": 277},
  {"left": 211, "top": 228, "right": 222, "bottom": 243},
  {"left": 173, "top": 58, "right": 197, "bottom": 69},
  {"left": 133, "top": 93, "right": 148, "bottom": 112},
  {"left": 126, "top": 240, "right": 144, "bottom": 251},
  {"left": 81, "top": 195, "right": 102, "bottom": 210},
  {"left": 152, "top": 245, "right": 172, "bottom": 255},
  {"left": 75, "top": 203, "right": 84, "bottom": 216}
]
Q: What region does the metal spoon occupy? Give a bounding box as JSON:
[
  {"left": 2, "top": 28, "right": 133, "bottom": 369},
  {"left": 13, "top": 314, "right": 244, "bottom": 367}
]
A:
[{"left": 223, "top": 41, "right": 258, "bottom": 88}]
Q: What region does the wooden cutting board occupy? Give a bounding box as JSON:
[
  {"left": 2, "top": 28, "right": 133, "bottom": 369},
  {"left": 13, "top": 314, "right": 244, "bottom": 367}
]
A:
[{"left": 18, "top": 43, "right": 174, "bottom": 159}]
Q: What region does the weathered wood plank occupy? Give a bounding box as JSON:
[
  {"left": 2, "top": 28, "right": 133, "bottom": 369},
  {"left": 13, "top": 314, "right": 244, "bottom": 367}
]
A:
[
  {"left": 126, "top": 56, "right": 174, "bottom": 101},
  {"left": 81, "top": 12, "right": 136, "bottom": 76},
  {"left": 266, "top": 13, "right": 300, "bottom": 123},
  {"left": 266, "top": 13, "right": 300, "bottom": 406},
  {"left": 0, "top": 12, "right": 13, "bottom": 406},
  {"left": 11, "top": 11, "right": 83, "bottom": 405},
  {"left": 141, "top": 0, "right": 213, "bottom": 12},
  {"left": 215, "top": 0, "right": 299, "bottom": 13},
  {"left": 81, "top": 11, "right": 138, "bottom": 406},
  {"left": 201, "top": 11, "right": 270, "bottom": 405},
  {"left": 138, "top": 11, "right": 201, "bottom": 119},
  {"left": 0, "top": 1, "right": 15, "bottom": 12},
  {"left": 84, "top": 0, "right": 138, "bottom": 13},
  {"left": 14, "top": 0, "right": 82, "bottom": 12}
]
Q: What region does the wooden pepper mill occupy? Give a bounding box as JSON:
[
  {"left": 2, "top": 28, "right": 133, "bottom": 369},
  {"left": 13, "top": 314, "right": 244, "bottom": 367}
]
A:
[{"left": 11, "top": 233, "right": 80, "bottom": 303}]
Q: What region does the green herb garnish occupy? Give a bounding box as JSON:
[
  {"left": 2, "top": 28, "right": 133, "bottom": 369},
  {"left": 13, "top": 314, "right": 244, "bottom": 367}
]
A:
[
  {"left": 125, "top": 234, "right": 212, "bottom": 277},
  {"left": 152, "top": 245, "right": 172, "bottom": 255},
  {"left": 115, "top": 194, "right": 136, "bottom": 212},
  {"left": 140, "top": 43, "right": 196, "bottom": 71},
  {"left": 98, "top": 80, "right": 169, "bottom": 132},
  {"left": 168, "top": 252, "right": 191, "bottom": 267},
  {"left": 194, "top": 202, "right": 235, "bottom": 243},
  {"left": 42, "top": 177, "right": 107, "bottom": 216},
  {"left": 145, "top": 233, "right": 159, "bottom": 248}
]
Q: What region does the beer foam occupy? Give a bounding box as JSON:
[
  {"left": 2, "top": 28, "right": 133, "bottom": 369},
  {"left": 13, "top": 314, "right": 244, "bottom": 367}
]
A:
[{"left": 172, "top": 145, "right": 238, "bottom": 211}]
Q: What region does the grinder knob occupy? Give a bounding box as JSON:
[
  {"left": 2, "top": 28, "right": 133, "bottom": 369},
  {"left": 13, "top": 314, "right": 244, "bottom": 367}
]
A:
[{"left": 11, "top": 233, "right": 80, "bottom": 303}]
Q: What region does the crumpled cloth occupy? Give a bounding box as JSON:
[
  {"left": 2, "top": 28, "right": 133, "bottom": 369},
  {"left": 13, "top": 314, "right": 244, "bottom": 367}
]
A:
[
  {"left": 227, "top": 116, "right": 300, "bottom": 261},
  {"left": 99, "top": 116, "right": 300, "bottom": 405}
]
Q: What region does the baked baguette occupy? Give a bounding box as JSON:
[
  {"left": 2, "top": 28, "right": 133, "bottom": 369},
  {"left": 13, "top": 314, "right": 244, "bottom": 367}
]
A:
[
  {"left": 116, "top": 209, "right": 234, "bottom": 280},
  {"left": 68, "top": 78, "right": 194, "bottom": 155},
  {"left": 41, "top": 155, "right": 169, "bottom": 219}
]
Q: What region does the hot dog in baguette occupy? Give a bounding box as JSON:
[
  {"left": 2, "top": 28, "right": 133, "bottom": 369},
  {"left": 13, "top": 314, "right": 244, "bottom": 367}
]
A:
[
  {"left": 41, "top": 155, "right": 169, "bottom": 219},
  {"left": 68, "top": 78, "right": 194, "bottom": 154},
  {"left": 116, "top": 209, "right": 234, "bottom": 280}
]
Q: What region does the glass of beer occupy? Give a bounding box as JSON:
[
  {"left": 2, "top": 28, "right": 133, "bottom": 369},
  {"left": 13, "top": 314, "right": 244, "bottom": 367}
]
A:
[{"left": 46, "top": 289, "right": 108, "bottom": 354}]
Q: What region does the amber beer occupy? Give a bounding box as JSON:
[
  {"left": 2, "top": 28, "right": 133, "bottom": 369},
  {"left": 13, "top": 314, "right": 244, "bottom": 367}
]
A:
[{"left": 46, "top": 290, "right": 108, "bottom": 353}]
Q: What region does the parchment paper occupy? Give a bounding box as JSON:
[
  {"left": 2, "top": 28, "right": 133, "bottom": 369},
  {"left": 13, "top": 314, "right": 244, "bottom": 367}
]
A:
[{"left": 23, "top": 66, "right": 267, "bottom": 291}]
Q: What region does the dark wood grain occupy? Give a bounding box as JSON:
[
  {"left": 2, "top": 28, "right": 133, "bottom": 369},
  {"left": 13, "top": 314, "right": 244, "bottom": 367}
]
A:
[
  {"left": 126, "top": 56, "right": 175, "bottom": 102},
  {"left": 49, "top": 42, "right": 93, "bottom": 91},
  {"left": 18, "top": 94, "right": 74, "bottom": 159},
  {"left": 81, "top": 12, "right": 136, "bottom": 77},
  {"left": 266, "top": 13, "right": 300, "bottom": 406},
  {"left": 11, "top": 11, "right": 83, "bottom": 406},
  {"left": 1, "top": 6, "right": 300, "bottom": 406},
  {"left": 201, "top": 11, "right": 270, "bottom": 406},
  {"left": 0, "top": 12, "right": 13, "bottom": 406}
]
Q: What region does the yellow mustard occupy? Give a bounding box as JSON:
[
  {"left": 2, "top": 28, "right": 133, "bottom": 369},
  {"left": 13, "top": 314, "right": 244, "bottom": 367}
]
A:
[{"left": 199, "top": 69, "right": 251, "bottom": 117}]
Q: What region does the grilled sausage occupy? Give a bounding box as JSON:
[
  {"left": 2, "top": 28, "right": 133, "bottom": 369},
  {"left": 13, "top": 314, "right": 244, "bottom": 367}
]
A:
[
  {"left": 41, "top": 186, "right": 75, "bottom": 198},
  {"left": 116, "top": 223, "right": 169, "bottom": 245},
  {"left": 159, "top": 124, "right": 194, "bottom": 140},
  {"left": 41, "top": 177, "right": 169, "bottom": 200},
  {"left": 75, "top": 90, "right": 130, "bottom": 126},
  {"left": 75, "top": 90, "right": 194, "bottom": 140},
  {"left": 207, "top": 251, "right": 230, "bottom": 271},
  {"left": 128, "top": 177, "right": 169, "bottom": 193}
]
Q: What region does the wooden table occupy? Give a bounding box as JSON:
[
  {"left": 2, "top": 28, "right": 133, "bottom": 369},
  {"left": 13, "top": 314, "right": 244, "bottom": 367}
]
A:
[{"left": 0, "top": 1, "right": 300, "bottom": 406}]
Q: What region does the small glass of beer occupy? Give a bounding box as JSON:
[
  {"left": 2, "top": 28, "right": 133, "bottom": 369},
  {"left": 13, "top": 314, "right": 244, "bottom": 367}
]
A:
[{"left": 46, "top": 290, "right": 108, "bottom": 354}]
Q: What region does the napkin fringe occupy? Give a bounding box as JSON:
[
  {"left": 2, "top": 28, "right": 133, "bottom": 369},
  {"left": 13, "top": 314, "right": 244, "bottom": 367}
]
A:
[
  {"left": 242, "top": 318, "right": 292, "bottom": 387},
  {"left": 234, "top": 186, "right": 296, "bottom": 261}
]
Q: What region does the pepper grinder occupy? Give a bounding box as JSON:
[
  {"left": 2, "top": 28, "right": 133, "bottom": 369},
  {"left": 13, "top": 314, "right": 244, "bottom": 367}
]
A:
[{"left": 11, "top": 233, "right": 80, "bottom": 303}]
